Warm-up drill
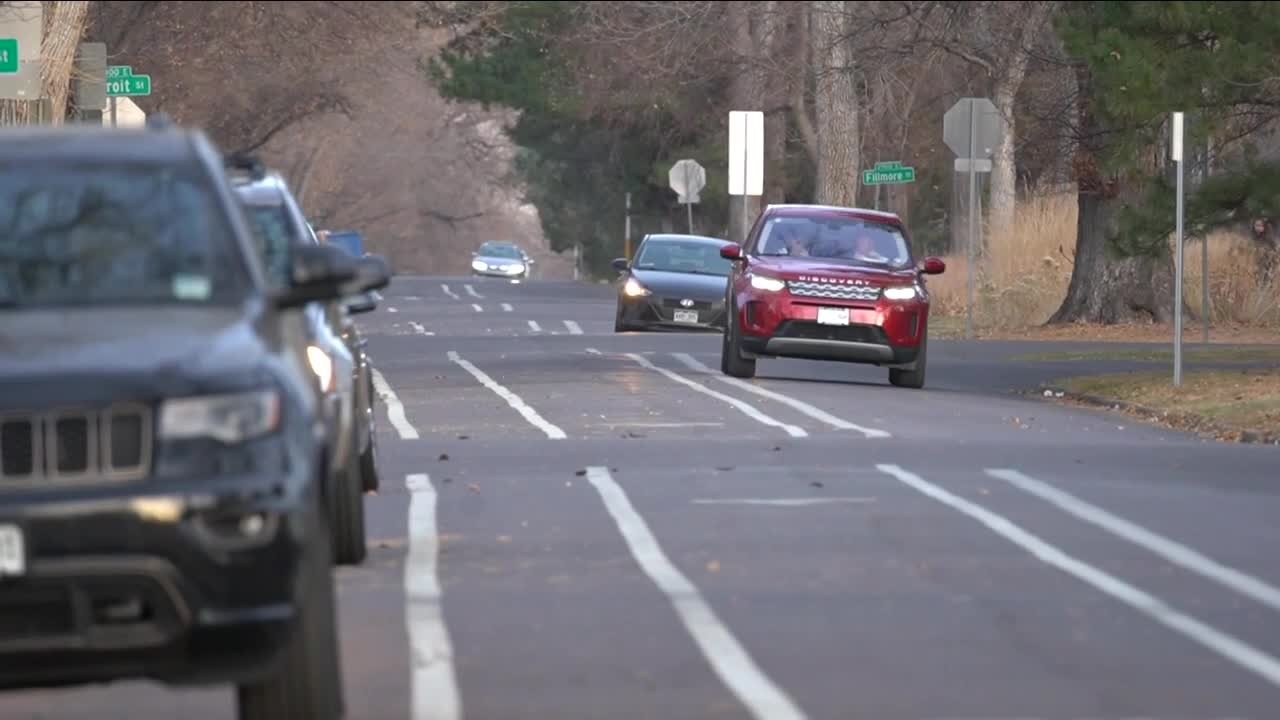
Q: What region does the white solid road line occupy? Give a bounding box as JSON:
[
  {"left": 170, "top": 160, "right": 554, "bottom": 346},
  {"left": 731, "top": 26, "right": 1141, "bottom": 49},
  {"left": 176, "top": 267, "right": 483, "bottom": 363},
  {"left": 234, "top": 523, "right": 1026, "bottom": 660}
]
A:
[
  {"left": 464, "top": 284, "right": 484, "bottom": 299},
  {"left": 585, "top": 467, "right": 808, "bottom": 720},
  {"left": 878, "top": 464, "right": 1280, "bottom": 689},
  {"left": 623, "top": 353, "right": 807, "bottom": 438},
  {"left": 672, "top": 353, "right": 891, "bottom": 439},
  {"left": 528, "top": 320, "right": 542, "bottom": 333},
  {"left": 409, "top": 321, "right": 435, "bottom": 336},
  {"left": 441, "top": 284, "right": 460, "bottom": 300},
  {"left": 405, "top": 473, "right": 461, "bottom": 720},
  {"left": 370, "top": 368, "right": 419, "bottom": 440},
  {"left": 987, "top": 468, "right": 1280, "bottom": 614},
  {"left": 692, "top": 497, "right": 876, "bottom": 506},
  {"left": 501, "top": 303, "right": 513, "bottom": 312},
  {"left": 563, "top": 320, "right": 583, "bottom": 335},
  {"left": 471, "top": 303, "right": 483, "bottom": 313},
  {"left": 447, "top": 350, "right": 567, "bottom": 440}
]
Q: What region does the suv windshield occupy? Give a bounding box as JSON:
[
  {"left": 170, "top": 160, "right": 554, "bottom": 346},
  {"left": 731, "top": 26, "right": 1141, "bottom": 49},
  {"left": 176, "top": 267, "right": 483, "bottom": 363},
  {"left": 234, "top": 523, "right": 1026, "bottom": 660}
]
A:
[
  {"left": 0, "top": 163, "right": 249, "bottom": 309},
  {"left": 634, "top": 238, "right": 733, "bottom": 276},
  {"left": 754, "top": 215, "right": 913, "bottom": 270},
  {"left": 478, "top": 243, "right": 523, "bottom": 259},
  {"left": 240, "top": 202, "right": 295, "bottom": 288}
]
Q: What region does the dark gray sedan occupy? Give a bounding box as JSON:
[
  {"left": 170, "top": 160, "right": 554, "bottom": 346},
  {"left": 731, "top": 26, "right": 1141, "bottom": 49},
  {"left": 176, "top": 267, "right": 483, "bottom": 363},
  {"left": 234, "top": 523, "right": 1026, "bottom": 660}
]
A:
[
  {"left": 471, "top": 241, "right": 533, "bottom": 280},
  {"left": 612, "top": 233, "right": 733, "bottom": 332}
]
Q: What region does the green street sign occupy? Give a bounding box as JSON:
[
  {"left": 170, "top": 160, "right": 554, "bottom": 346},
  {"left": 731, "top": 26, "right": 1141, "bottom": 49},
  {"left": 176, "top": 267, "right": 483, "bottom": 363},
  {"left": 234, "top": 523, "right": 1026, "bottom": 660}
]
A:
[
  {"left": 0, "top": 38, "right": 17, "bottom": 75},
  {"left": 862, "top": 163, "right": 915, "bottom": 185},
  {"left": 108, "top": 74, "right": 151, "bottom": 97},
  {"left": 107, "top": 65, "right": 132, "bottom": 80}
]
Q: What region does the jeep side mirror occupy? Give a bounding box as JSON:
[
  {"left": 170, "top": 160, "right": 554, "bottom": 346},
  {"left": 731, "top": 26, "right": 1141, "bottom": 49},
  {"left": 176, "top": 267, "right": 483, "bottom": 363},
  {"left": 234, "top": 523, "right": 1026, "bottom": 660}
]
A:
[
  {"left": 719, "top": 243, "right": 743, "bottom": 261},
  {"left": 920, "top": 257, "right": 946, "bottom": 275}
]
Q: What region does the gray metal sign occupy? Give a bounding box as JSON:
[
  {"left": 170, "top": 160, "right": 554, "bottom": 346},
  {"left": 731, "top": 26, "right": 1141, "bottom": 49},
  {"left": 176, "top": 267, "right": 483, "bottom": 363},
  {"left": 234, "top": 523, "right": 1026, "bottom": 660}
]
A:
[
  {"left": 0, "top": 2, "right": 43, "bottom": 100},
  {"left": 944, "top": 97, "right": 1003, "bottom": 162},
  {"left": 73, "top": 42, "right": 107, "bottom": 114}
]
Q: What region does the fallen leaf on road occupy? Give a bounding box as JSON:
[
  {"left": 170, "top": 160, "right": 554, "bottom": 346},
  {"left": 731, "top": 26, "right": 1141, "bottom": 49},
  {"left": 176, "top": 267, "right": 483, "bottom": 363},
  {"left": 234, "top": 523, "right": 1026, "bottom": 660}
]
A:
[
  {"left": 575, "top": 469, "right": 587, "bottom": 477},
  {"left": 443, "top": 477, "right": 453, "bottom": 484},
  {"left": 810, "top": 481, "right": 824, "bottom": 488},
  {"left": 706, "top": 560, "right": 721, "bottom": 573},
  {"left": 438, "top": 453, "right": 450, "bottom": 461},
  {"left": 772, "top": 446, "right": 782, "bottom": 452},
  {"left": 497, "top": 535, "right": 512, "bottom": 543},
  {"left": 458, "top": 435, "right": 470, "bottom": 440},
  {"left": 467, "top": 483, "right": 481, "bottom": 493},
  {"left": 716, "top": 466, "right": 734, "bottom": 472}
]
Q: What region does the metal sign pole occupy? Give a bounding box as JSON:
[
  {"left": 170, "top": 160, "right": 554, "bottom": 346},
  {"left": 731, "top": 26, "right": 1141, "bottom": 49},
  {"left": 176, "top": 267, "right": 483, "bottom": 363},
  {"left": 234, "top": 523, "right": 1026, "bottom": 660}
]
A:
[
  {"left": 966, "top": 100, "right": 977, "bottom": 340},
  {"left": 1173, "top": 112, "right": 1185, "bottom": 386},
  {"left": 110, "top": 95, "right": 117, "bottom": 127}
]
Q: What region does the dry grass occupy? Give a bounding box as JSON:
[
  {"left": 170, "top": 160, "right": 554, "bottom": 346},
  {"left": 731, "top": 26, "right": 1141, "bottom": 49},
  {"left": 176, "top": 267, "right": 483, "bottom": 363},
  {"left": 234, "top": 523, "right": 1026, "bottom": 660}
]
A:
[{"left": 927, "top": 192, "right": 1280, "bottom": 337}]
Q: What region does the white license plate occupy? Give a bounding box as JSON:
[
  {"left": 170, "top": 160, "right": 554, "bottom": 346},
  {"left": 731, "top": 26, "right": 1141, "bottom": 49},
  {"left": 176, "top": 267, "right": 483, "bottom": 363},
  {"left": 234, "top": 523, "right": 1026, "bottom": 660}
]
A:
[
  {"left": 0, "top": 524, "right": 24, "bottom": 577},
  {"left": 673, "top": 310, "right": 699, "bottom": 324},
  {"left": 817, "top": 307, "right": 850, "bottom": 326}
]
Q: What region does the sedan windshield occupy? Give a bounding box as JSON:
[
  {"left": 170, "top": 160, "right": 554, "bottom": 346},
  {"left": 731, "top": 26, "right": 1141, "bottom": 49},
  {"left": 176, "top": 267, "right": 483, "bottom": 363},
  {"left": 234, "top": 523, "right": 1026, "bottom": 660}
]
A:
[
  {"left": 0, "top": 163, "right": 249, "bottom": 309},
  {"left": 479, "top": 243, "right": 523, "bottom": 259},
  {"left": 634, "top": 239, "right": 733, "bottom": 276},
  {"left": 755, "top": 216, "right": 913, "bottom": 270}
]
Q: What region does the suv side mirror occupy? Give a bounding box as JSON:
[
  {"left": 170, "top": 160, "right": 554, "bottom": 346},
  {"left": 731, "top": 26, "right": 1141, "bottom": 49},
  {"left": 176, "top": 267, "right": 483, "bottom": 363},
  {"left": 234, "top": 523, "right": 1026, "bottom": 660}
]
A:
[
  {"left": 345, "top": 290, "right": 381, "bottom": 315},
  {"left": 347, "top": 254, "right": 392, "bottom": 294},
  {"left": 276, "top": 244, "right": 359, "bottom": 309},
  {"left": 920, "top": 257, "right": 946, "bottom": 275},
  {"left": 611, "top": 257, "right": 629, "bottom": 272},
  {"left": 719, "top": 243, "right": 743, "bottom": 261}
]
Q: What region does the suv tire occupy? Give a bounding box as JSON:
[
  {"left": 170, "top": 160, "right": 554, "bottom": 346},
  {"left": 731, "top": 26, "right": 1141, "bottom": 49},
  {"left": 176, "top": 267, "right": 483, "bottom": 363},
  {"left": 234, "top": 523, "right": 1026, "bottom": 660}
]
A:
[
  {"left": 332, "top": 441, "right": 368, "bottom": 566},
  {"left": 721, "top": 302, "right": 756, "bottom": 379},
  {"left": 888, "top": 335, "right": 927, "bottom": 389},
  {"left": 237, "top": 502, "right": 345, "bottom": 720}
]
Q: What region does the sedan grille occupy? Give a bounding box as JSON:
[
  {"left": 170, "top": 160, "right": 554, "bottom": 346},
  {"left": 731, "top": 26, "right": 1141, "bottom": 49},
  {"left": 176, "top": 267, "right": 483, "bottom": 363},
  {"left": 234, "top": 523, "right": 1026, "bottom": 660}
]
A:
[
  {"left": 0, "top": 404, "right": 153, "bottom": 483},
  {"left": 787, "top": 280, "right": 881, "bottom": 302}
]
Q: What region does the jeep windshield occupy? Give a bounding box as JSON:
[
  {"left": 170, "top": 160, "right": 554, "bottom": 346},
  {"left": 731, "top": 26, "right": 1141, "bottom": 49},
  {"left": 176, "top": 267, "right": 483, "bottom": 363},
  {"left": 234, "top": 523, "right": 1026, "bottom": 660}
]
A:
[
  {"left": 0, "top": 162, "right": 251, "bottom": 309},
  {"left": 753, "top": 215, "right": 914, "bottom": 270}
]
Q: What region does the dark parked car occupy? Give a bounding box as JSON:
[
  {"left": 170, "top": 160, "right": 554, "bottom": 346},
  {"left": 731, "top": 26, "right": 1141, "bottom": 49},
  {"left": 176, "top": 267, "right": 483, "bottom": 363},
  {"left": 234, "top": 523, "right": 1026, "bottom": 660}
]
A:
[
  {"left": 718, "top": 204, "right": 945, "bottom": 388},
  {"left": 612, "top": 234, "right": 733, "bottom": 332},
  {"left": 230, "top": 161, "right": 384, "bottom": 566},
  {"left": 0, "top": 119, "right": 388, "bottom": 718}
]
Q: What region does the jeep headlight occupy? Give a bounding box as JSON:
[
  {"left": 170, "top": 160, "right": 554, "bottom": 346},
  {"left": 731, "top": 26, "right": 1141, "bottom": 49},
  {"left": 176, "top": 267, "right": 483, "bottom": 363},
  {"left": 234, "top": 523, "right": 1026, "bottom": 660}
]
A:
[
  {"left": 749, "top": 273, "right": 786, "bottom": 292},
  {"left": 159, "top": 389, "right": 282, "bottom": 444},
  {"left": 883, "top": 285, "right": 919, "bottom": 300}
]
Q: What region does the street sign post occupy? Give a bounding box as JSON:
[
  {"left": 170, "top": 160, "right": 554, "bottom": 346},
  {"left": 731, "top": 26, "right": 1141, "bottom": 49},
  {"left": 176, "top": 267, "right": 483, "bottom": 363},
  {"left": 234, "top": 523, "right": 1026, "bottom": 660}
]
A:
[
  {"left": 862, "top": 161, "right": 916, "bottom": 186},
  {"left": 1172, "top": 111, "right": 1185, "bottom": 387},
  {"left": 944, "top": 97, "right": 1005, "bottom": 340},
  {"left": 669, "top": 158, "right": 706, "bottom": 233},
  {"left": 105, "top": 65, "right": 151, "bottom": 127},
  {"left": 0, "top": 38, "right": 17, "bottom": 74},
  {"left": 728, "top": 111, "right": 764, "bottom": 242}
]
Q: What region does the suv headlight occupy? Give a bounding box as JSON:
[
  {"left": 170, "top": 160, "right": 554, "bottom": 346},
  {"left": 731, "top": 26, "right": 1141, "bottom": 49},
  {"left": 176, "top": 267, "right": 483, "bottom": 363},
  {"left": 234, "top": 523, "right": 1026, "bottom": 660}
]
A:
[
  {"left": 306, "top": 345, "right": 335, "bottom": 392},
  {"left": 159, "top": 389, "right": 282, "bottom": 444},
  {"left": 623, "top": 277, "right": 650, "bottom": 297},
  {"left": 749, "top": 273, "right": 786, "bottom": 292},
  {"left": 883, "top": 285, "right": 919, "bottom": 300}
]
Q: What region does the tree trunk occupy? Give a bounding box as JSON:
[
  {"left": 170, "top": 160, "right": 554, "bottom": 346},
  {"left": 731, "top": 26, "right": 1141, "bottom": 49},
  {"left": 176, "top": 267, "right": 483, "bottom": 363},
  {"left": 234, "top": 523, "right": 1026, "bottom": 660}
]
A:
[
  {"left": 726, "top": 0, "right": 762, "bottom": 243},
  {"left": 1048, "top": 62, "right": 1176, "bottom": 326},
  {"left": 812, "top": 0, "right": 858, "bottom": 206},
  {"left": 988, "top": 80, "right": 1018, "bottom": 234},
  {"left": 759, "top": 1, "right": 788, "bottom": 205}
]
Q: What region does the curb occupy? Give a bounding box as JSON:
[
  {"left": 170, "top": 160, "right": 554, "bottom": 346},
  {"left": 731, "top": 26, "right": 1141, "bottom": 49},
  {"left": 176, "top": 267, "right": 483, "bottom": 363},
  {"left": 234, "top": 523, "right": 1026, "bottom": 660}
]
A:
[{"left": 1031, "top": 384, "right": 1280, "bottom": 446}]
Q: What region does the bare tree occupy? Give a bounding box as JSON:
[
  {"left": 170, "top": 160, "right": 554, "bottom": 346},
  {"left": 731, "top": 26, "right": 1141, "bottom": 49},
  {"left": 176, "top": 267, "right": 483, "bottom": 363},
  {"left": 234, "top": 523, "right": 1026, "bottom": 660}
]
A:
[{"left": 812, "top": 0, "right": 859, "bottom": 206}]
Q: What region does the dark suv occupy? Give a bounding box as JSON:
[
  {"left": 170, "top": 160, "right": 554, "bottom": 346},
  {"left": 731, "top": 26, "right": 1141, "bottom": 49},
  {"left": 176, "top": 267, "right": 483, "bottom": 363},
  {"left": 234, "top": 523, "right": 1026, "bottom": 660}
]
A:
[
  {"left": 718, "top": 204, "right": 946, "bottom": 388},
  {"left": 0, "top": 121, "right": 387, "bottom": 718}
]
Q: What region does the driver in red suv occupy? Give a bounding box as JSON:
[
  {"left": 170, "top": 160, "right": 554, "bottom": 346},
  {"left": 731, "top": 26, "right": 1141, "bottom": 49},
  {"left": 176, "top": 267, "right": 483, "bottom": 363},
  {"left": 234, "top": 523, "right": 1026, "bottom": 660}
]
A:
[{"left": 718, "top": 204, "right": 946, "bottom": 388}]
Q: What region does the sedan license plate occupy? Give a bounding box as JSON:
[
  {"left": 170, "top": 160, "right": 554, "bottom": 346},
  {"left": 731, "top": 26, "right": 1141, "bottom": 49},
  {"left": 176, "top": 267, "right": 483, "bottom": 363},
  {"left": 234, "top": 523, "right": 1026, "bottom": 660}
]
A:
[
  {"left": 817, "top": 307, "right": 850, "bottom": 326},
  {"left": 673, "top": 310, "right": 699, "bottom": 324},
  {"left": 0, "top": 524, "right": 24, "bottom": 577}
]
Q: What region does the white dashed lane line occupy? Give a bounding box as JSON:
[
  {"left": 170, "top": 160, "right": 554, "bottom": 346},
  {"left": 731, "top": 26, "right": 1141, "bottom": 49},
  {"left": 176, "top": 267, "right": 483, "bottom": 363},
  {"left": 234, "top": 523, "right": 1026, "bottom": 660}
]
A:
[
  {"left": 528, "top": 320, "right": 542, "bottom": 333},
  {"left": 405, "top": 473, "right": 461, "bottom": 720},
  {"left": 370, "top": 368, "right": 419, "bottom": 440},
  {"left": 409, "top": 321, "right": 435, "bottom": 336},
  {"left": 878, "top": 463, "right": 1280, "bottom": 689},
  {"left": 563, "top": 320, "right": 583, "bottom": 335},
  {"left": 441, "top": 284, "right": 460, "bottom": 300},
  {"left": 447, "top": 350, "right": 567, "bottom": 440},
  {"left": 672, "top": 353, "right": 891, "bottom": 439},
  {"left": 471, "top": 304, "right": 483, "bottom": 313},
  {"left": 501, "top": 303, "right": 513, "bottom": 312},
  {"left": 464, "top": 284, "right": 484, "bottom": 299}
]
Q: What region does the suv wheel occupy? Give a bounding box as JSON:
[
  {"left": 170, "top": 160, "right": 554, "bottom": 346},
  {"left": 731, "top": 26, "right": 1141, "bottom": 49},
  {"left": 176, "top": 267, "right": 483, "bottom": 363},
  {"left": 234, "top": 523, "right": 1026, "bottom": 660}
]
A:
[
  {"left": 888, "top": 335, "right": 927, "bottom": 389},
  {"left": 237, "top": 505, "right": 345, "bottom": 720},
  {"left": 359, "top": 414, "right": 380, "bottom": 494},
  {"left": 332, "top": 440, "right": 368, "bottom": 566},
  {"left": 721, "top": 301, "right": 756, "bottom": 379}
]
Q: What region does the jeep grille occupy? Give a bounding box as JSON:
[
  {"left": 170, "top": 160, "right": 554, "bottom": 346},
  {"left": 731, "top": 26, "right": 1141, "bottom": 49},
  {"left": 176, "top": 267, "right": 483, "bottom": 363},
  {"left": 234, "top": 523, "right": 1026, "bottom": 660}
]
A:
[{"left": 0, "top": 404, "right": 153, "bottom": 483}]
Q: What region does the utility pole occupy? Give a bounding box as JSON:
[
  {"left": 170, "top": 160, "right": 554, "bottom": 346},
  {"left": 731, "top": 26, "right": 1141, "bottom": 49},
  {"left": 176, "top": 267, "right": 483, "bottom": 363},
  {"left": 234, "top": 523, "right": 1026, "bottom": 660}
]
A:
[{"left": 624, "top": 192, "right": 632, "bottom": 259}]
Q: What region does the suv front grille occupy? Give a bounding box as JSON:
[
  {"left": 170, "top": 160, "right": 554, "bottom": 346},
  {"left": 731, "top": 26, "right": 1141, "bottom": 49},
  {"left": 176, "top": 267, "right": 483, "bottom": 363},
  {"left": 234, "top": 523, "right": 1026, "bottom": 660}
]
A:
[
  {"left": 787, "top": 280, "right": 881, "bottom": 302},
  {"left": 0, "top": 404, "right": 153, "bottom": 483}
]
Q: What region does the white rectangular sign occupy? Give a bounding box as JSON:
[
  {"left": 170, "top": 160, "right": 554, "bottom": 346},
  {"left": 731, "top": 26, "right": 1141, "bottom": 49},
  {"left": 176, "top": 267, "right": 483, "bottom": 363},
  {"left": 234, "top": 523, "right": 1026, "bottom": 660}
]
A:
[
  {"left": 1171, "top": 111, "right": 1184, "bottom": 163},
  {"left": 0, "top": 524, "right": 25, "bottom": 577},
  {"left": 954, "top": 158, "right": 993, "bottom": 173},
  {"left": 728, "top": 111, "right": 764, "bottom": 196}
]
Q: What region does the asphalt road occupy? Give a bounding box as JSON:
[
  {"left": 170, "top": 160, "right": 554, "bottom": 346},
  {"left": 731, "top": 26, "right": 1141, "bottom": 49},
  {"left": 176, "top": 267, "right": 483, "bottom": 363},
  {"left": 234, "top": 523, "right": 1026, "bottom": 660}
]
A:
[{"left": 4, "top": 275, "right": 1280, "bottom": 720}]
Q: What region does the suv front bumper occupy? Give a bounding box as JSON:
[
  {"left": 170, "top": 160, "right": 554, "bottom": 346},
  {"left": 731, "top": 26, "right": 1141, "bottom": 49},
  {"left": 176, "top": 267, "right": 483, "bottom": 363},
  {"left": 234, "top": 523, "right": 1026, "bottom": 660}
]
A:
[
  {"left": 735, "top": 292, "right": 928, "bottom": 366},
  {"left": 0, "top": 457, "right": 320, "bottom": 690}
]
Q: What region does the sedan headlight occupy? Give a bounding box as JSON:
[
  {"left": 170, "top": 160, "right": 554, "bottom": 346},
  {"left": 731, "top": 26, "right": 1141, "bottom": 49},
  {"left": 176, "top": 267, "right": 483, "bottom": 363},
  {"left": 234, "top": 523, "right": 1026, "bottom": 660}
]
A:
[
  {"left": 749, "top": 273, "right": 786, "bottom": 293},
  {"left": 471, "top": 259, "right": 487, "bottom": 271},
  {"left": 306, "top": 344, "right": 335, "bottom": 392},
  {"left": 159, "top": 389, "right": 282, "bottom": 444},
  {"left": 883, "top": 285, "right": 919, "bottom": 300},
  {"left": 503, "top": 263, "right": 525, "bottom": 274},
  {"left": 623, "top": 277, "right": 650, "bottom": 297}
]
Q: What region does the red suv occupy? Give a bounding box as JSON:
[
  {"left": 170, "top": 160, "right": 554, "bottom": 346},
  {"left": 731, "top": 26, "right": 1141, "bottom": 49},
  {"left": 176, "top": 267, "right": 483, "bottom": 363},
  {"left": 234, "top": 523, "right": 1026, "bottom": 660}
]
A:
[{"left": 718, "top": 204, "right": 946, "bottom": 388}]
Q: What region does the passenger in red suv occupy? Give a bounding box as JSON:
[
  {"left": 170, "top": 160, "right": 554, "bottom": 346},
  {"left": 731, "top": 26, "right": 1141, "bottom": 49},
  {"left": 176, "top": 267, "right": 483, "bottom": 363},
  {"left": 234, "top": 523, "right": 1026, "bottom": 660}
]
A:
[{"left": 718, "top": 204, "right": 946, "bottom": 388}]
